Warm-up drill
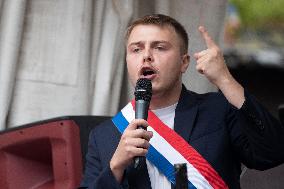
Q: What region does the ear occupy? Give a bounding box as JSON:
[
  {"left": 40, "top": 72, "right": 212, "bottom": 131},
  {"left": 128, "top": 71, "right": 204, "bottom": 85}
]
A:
[{"left": 181, "top": 54, "right": 190, "bottom": 73}]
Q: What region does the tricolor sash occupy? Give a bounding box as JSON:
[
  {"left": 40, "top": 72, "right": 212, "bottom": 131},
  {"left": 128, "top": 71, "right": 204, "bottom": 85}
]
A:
[{"left": 112, "top": 101, "right": 228, "bottom": 189}]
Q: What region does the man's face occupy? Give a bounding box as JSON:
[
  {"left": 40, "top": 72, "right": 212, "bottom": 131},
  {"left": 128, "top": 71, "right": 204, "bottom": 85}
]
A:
[{"left": 126, "top": 24, "right": 189, "bottom": 98}]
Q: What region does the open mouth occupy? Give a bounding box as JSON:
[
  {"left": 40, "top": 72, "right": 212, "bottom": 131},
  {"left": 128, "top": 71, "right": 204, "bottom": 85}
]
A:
[
  {"left": 140, "top": 67, "right": 157, "bottom": 79},
  {"left": 143, "top": 69, "right": 155, "bottom": 76}
]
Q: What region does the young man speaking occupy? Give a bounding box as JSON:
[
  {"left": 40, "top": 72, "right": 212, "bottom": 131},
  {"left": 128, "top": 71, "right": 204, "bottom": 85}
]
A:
[{"left": 80, "top": 14, "right": 284, "bottom": 189}]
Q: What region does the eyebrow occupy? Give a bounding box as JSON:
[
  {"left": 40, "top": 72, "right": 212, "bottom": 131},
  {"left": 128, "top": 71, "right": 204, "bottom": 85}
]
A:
[
  {"left": 128, "top": 41, "right": 142, "bottom": 47},
  {"left": 151, "top": 41, "right": 171, "bottom": 46},
  {"left": 128, "top": 40, "right": 171, "bottom": 47}
]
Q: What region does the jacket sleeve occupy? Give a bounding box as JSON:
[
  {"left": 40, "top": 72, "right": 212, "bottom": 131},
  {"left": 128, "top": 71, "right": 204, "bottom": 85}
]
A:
[
  {"left": 79, "top": 129, "right": 129, "bottom": 189},
  {"left": 227, "top": 89, "right": 284, "bottom": 170}
]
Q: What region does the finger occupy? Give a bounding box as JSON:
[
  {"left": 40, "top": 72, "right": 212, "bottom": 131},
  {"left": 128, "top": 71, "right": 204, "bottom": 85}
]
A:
[
  {"left": 133, "top": 147, "right": 148, "bottom": 156},
  {"left": 196, "top": 64, "right": 205, "bottom": 75},
  {"left": 134, "top": 138, "right": 150, "bottom": 149},
  {"left": 196, "top": 54, "right": 209, "bottom": 65},
  {"left": 131, "top": 129, "right": 153, "bottom": 141},
  {"left": 194, "top": 50, "right": 208, "bottom": 60},
  {"left": 123, "top": 137, "right": 150, "bottom": 148},
  {"left": 199, "top": 26, "right": 216, "bottom": 48},
  {"left": 195, "top": 58, "right": 209, "bottom": 74},
  {"left": 127, "top": 119, "right": 148, "bottom": 130},
  {"left": 125, "top": 146, "right": 148, "bottom": 157}
]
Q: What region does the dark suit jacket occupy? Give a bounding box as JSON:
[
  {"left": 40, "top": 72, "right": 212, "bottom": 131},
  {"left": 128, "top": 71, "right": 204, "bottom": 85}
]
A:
[{"left": 80, "top": 86, "right": 284, "bottom": 189}]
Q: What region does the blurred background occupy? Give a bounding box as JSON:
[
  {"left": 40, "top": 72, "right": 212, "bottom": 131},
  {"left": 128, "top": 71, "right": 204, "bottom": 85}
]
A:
[
  {"left": 223, "top": 1, "right": 284, "bottom": 188},
  {"left": 224, "top": 0, "right": 284, "bottom": 118}
]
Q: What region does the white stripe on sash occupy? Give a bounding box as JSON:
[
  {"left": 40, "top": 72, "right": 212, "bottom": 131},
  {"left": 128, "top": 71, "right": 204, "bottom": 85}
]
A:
[{"left": 120, "top": 103, "right": 213, "bottom": 189}]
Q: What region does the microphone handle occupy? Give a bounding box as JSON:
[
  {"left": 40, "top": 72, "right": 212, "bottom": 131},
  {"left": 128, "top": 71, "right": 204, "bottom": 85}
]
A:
[
  {"left": 134, "top": 100, "right": 149, "bottom": 169},
  {"left": 134, "top": 152, "right": 144, "bottom": 169}
]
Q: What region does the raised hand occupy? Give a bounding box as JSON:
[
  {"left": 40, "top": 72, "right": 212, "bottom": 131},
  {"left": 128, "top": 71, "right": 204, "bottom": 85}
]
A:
[
  {"left": 194, "top": 26, "right": 232, "bottom": 87},
  {"left": 194, "top": 26, "right": 244, "bottom": 108},
  {"left": 110, "top": 119, "right": 153, "bottom": 182}
]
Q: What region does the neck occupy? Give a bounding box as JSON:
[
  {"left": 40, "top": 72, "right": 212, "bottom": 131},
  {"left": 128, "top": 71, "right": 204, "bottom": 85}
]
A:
[{"left": 150, "top": 83, "right": 182, "bottom": 110}]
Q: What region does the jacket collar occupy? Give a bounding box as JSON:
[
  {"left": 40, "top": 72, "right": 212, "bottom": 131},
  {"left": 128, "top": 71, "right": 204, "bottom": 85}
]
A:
[{"left": 174, "top": 85, "right": 198, "bottom": 142}]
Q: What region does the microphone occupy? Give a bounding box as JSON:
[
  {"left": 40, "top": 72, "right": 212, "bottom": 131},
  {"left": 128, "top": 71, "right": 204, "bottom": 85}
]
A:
[{"left": 134, "top": 78, "right": 152, "bottom": 169}]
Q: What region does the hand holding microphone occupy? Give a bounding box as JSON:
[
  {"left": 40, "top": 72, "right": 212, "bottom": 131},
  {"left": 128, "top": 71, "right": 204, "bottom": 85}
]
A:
[{"left": 110, "top": 78, "right": 152, "bottom": 181}]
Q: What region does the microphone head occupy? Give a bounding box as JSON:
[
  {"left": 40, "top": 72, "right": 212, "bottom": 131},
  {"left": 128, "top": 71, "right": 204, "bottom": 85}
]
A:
[{"left": 134, "top": 78, "right": 152, "bottom": 102}]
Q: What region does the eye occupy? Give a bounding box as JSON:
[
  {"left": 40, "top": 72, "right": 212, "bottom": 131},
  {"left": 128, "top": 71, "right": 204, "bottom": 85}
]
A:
[
  {"left": 130, "top": 46, "right": 142, "bottom": 53},
  {"left": 155, "top": 46, "right": 166, "bottom": 51},
  {"left": 133, "top": 48, "right": 140, "bottom": 52}
]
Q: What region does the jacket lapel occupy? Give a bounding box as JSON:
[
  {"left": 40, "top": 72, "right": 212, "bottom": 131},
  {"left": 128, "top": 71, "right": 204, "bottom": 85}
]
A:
[{"left": 174, "top": 85, "right": 198, "bottom": 142}]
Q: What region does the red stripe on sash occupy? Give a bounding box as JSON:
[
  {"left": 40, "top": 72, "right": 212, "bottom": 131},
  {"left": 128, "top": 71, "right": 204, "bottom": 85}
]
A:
[{"left": 131, "top": 100, "right": 228, "bottom": 188}]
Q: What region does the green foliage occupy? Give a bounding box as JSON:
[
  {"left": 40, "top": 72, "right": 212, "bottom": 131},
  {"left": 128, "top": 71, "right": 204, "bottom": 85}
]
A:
[{"left": 230, "top": 0, "right": 284, "bottom": 30}]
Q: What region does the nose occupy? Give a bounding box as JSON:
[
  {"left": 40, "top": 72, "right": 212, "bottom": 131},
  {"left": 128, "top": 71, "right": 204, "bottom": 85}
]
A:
[
  {"left": 143, "top": 56, "right": 152, "bottom": 62},
  {"left": 143, "top": 49, "right": 153, "bottom": 63}
]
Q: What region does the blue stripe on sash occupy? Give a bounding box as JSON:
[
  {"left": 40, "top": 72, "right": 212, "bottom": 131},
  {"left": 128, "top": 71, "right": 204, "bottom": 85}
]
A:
[
  {"left": 112, "top": 111, "right": 128, "bottom": 132},
  {"left": 112, "top": 111, "right": 196, "bottom": 189},
  {"left": 146, "top": 146, "right": 196, "bottom": 189}
]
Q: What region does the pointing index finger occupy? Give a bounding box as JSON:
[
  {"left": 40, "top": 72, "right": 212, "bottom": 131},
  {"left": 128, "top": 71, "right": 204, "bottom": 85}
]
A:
[{"left": 199, "top": 26, "right": 216, "bottom": 48}]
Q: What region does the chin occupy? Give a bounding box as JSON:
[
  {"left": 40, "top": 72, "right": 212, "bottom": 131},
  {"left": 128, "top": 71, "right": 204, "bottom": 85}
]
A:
[{"left": 151, "top": 87, "right": 165, "bottom": 98}]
